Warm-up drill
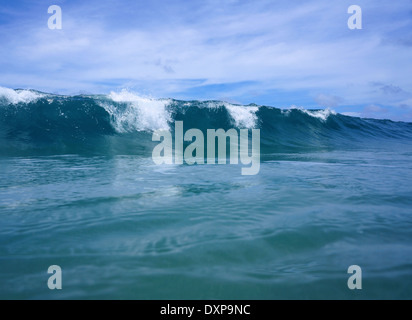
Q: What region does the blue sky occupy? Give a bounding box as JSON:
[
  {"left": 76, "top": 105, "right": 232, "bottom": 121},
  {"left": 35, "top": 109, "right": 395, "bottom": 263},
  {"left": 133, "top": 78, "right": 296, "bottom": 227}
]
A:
[{"left": 1, "top": 0, "right": 412, "bottom": 121}]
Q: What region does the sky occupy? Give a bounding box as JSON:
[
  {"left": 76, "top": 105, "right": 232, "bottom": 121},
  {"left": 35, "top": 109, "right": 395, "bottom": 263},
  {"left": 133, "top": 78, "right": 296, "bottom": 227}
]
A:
[{"left": 0, "top": 0, "right": 412, "bottom": 121}]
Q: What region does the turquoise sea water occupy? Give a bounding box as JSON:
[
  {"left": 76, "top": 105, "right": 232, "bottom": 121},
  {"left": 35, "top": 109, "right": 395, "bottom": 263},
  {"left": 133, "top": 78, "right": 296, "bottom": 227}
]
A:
[{"left": 1, "top": 89, "right": 412, "bottom": 299}]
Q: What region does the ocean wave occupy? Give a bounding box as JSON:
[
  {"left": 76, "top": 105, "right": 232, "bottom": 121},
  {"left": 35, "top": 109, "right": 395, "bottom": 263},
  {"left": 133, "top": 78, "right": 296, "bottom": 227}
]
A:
[{"left": 1, "top": 88, "right": 412, "bottom": 156}]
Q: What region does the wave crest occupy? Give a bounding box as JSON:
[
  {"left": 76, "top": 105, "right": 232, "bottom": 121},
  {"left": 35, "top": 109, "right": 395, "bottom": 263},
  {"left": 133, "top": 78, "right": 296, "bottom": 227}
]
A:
[
  {"left": 101, "top": 90, "right": 172, "bottom": 132},
  {"left": 0, "top": 87, "right": 45, "bottom": 105}
]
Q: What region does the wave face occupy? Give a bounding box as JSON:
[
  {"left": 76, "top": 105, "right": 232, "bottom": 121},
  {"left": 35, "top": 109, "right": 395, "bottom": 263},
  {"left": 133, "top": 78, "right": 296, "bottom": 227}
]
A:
[{"left": 1, "top": 88, "right": 412, "bottom": 157}]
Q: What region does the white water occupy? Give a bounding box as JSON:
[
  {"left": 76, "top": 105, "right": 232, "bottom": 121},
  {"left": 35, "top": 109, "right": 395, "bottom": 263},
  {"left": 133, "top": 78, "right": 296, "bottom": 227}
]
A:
[
  {"left": 0, "top": 87, "right": 44, "bottom": 105},
  {"left": 103, "top": 90, "right": 172, "bottom": 132}
]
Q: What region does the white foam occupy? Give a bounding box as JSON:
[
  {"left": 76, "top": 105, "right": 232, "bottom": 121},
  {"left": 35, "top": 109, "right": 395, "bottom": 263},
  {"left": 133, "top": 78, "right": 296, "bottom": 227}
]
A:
[
  {"left": 201, "top": 101, "right": 259, "bottom": 128},
  {"left": 288, "top": 106, "right": 336, "bottom": 121},
  {"left": 303, "top": 108, "right": 336, "bottom": 121},
  {"left": 281, "top": 109, "right": 292, "bottom": 116},
  {"left": 205, "top": 102, "right": 222, "bottom": 110},
  {"left": 104, "top": 90, "right": 171, "bottom": 132},
  {"left": 0, "top": 87, "right": 44, "bottom": 104},
  {"left": 224, "top": 103, "right": 259, "bottom": 128}
]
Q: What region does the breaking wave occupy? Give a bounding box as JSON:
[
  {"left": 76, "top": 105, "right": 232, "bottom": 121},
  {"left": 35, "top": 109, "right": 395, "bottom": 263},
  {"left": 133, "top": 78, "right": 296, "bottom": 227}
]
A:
[{"left": 1, "top": 88, "right": 412, "bottom": 157}]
